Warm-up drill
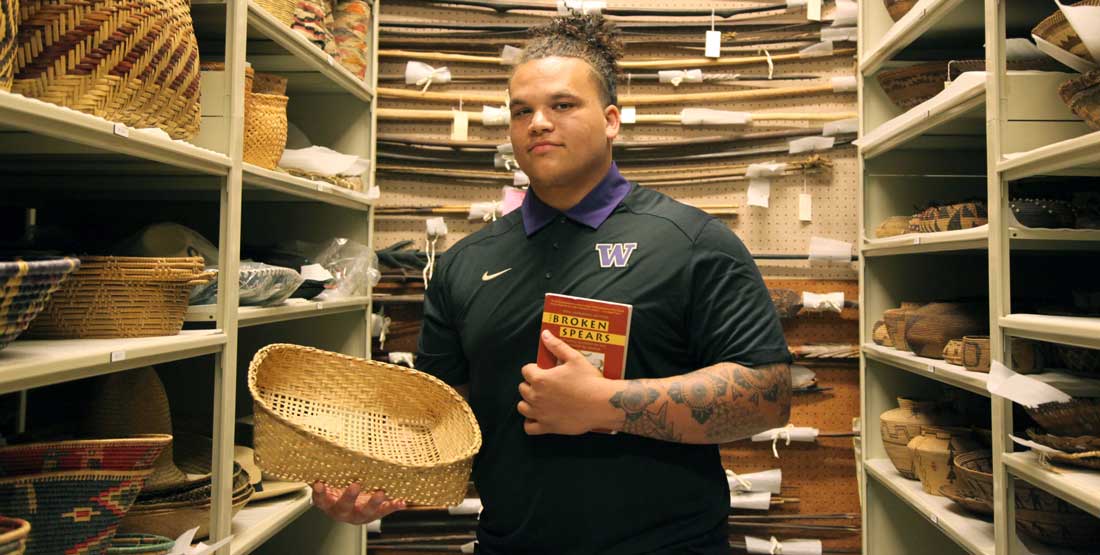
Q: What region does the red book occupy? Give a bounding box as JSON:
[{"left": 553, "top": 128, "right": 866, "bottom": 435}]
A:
[{"left": 537, "top": 293, "right": 633, "bottom": 380}]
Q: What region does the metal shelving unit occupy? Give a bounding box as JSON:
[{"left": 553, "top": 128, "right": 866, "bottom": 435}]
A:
[
  {"left": 859, "top": 0, "right": 1100, "bottom": 554},
  {"left": 0, "top": 1, "right": 379, "bottom": 553}
]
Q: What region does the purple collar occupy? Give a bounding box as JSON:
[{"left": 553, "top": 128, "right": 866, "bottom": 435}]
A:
[{"left": 521, "top": 162, "right": 632, "bottom": 236}]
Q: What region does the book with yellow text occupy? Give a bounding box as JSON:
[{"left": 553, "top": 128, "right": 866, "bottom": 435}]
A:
[{"left": 537, "top": 293, "right": 633, "bottom": 380}]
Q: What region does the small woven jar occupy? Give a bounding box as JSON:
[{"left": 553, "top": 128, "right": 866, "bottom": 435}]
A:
[
  {"left": 244, "top": 92, "right": 289, "bottom": 169},
  {"left": 908, "top": 426, "right": 982, "bottom": 496},
  {"left": 1059, "top": 70, "right": 1100, "bottom": 131},
  {"left": 943, "top": 340, "right": 964, "bottom": 365},
  {"left": 961, "top": 336, "right": 991, "bottom": 373}
]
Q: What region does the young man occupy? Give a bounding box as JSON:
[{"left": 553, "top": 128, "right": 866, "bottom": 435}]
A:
[{"left": 315, "top": 13, "right": 792, "bottom": 554}]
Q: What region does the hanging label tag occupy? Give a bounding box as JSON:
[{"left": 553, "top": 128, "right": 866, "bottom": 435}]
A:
[
  {"left": 451, "top": 111, "right": 469, "bottom": 141},
  {"left": 747, "top": 179, "right": 770, "bottom": 208},
  {"left": 799, "top": 193, "right": 812, "bottom": 221},
  {"left": 113, "top": 123, "right": 130, "bottom": 138},
  {"left": 807, "top": 0, "right": 822, "bottom": 20},
  {"left": 705, "top": 30, "right": 722, "bottom": 59},
  {"left": 620, "top": 106, "right": 637, "bottom": 124}
]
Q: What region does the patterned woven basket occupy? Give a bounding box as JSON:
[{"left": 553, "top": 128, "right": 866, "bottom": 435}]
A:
[
  {"left": 0, "top": 469, "right": 150, "bottom": 555},
  {"left": 0, "top": 0, "right": 16, "bottom": 92},
  {"left": 119, "top": 477, "right": 252, "bottom": 540},
  {"left": 883, "top": 0, "right": 918, "bottom": 21},
  {"left": 1010, "top": 198, "right": 1077, "bottom": 229},
  {"left": 904, "top": 302, "right": 988, "bottom": 359},
  {"left": 943, "top": 339, "right": 964, "bottom": 365},
  {"left": 0, "top": 257, "right": 80, "bottom": 350},
  {"left": 1014, "top": 476, "right": 1100, "bottom": 547},
  {"left": 1026, "top": 427, "right": 1100, "bottom": 453},
  {"left": 1058, "top": 70, "right": 1100, "bottom": 131},
  {"left": 26, "top": 256, "right": 213, "bottom": 339},
  {"left": 961, "top": 336, "right": 990, "bottom": 373},
  {"left": 875, "top": 216, "right": 911, "bottom": 238},
  {"left": 0, "top": 435, "right": 170, "bottom": 477},
  {"left": 1033, "top": 1, "right": 1099, "bottom": 64},
  {"left": 939, "top": 483, "right": 992, "bottom": 515},
  {"left": 878, "top": 60, "right": 1060, "bottom": 110},
  {"left": 244, "top": 92, "right": 289, "bottom": 170},
  {"left": 883, "top": 303, "right": 923, "bottom": 352},
  {"left": 255, "top": 0, "right": 297, "bottom": 26},
  {"left": 248, "top": 343, "right": 481, "bottom": 506},
  {"left": 909, "top": 202, "right": 988, "bottom": 233},
  {"left": 1055, "top": 344, "right": 1100, "bottom": 376},
  {"left": 1024, "top": 399, "right": 1100, "bottom": 437},
  {"left": 0, "top": 517, "right": 29, "bottom": 555},
  {"left": 12, "top": 0, "right": 202, "bottom": 139},
  {"left": 953, "top": 450, "right": 994, "bottom": 504},
  {"left": 106, "top": 534, "right": 174, "bottom": 555}
]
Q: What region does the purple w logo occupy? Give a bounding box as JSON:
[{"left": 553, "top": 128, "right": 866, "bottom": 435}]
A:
[{"left": 595, "top": 243, "right": 638, "bottom": 268}]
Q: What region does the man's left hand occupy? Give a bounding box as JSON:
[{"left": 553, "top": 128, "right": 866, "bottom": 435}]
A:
[{"left": 518, "top": 330, "right": 614, "bottom": 435}]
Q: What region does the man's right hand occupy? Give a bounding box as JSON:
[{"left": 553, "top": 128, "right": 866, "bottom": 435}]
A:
[{"left": 312, "top": 481, "right": 406, "bottom": 524}]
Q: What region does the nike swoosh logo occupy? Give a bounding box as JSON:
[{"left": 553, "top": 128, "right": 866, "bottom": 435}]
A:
[{"left": 481, "top": 268, "right": 512, "bottom": 281}]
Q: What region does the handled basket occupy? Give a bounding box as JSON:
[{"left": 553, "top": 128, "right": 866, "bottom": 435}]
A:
[{"left": 248, "top": 343, "right": 481, "bottom": 506}]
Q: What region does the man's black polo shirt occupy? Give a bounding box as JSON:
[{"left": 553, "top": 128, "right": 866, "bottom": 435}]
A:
[{"left": 416, "top": 163, "right": 791, "bottom": 554}]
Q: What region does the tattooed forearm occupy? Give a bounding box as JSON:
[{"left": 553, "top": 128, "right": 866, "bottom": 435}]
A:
[{"left": 606, "top": 362, "right": 790, "bottom": 444}]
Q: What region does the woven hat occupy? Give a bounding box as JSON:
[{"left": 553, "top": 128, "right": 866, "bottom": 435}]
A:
[{"left": 82, "top": 367, "right": 189, "bottom": 492}]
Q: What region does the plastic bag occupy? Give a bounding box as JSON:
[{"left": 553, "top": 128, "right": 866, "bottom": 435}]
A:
[
  {"left": 190, "top": 261, "right": 305, "bottom": 306},
  {"left": 311, "top": 238, "right": 380, "bottom": 299}
]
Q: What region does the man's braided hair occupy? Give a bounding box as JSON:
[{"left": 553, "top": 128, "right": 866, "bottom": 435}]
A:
[{"left": 518, "top": 12, "right": 624, "bottom": 107}]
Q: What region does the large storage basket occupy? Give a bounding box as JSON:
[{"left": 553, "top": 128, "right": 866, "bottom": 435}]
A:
[
  {"left": 248, "top": 343, "right": 481, "bottom": 506},
  {"left": 12, "top": 0, "right": 202, "bottom": 139},
  {"left": 27, "top": 256, "right": 213, "bottom": 339},
  {"left": 0, "top": 257, "right": 80, "bottom": 349}
]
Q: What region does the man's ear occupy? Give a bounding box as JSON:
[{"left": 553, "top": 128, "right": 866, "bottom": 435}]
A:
[{"left": 604, "top": 104, "right": 621, "bottom": 142}]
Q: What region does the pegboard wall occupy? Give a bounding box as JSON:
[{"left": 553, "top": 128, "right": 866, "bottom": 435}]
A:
[{"left": 374, "top": 1, "right": 858, "bottom": 280}]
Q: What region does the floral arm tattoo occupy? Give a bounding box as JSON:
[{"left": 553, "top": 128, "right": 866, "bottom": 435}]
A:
[{"left": 608, "top": 362, "right": 791, "bottom": 444}]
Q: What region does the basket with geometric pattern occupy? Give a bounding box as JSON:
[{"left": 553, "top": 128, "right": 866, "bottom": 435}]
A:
[
  {"left": 11, "top": 0, "right": 203, "bottom": 139},
  {"left": 908, "top": 202, "right": 988, "bottom": 233},
  {"left": 0, "top": 435, "right": 170, "bottom": 477},
  {"left": 26, "top": 256, "right": 214, "bottom": 339},
  {"left": 1059, "top": 70, "right": 1100, "bottom": 131},
  {"left": 0, "top": 257, "right": 81, "bottom": 350},
  {"left": 0, "top": 0, "right": 16, "bottom": 92}
]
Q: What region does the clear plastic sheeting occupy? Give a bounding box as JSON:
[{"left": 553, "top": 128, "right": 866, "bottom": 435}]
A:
[
  {"left": 190, "top": 262, "right": 305, "bottom": 307},
  {"left": 311, "top": 238, "right": 381, "bottom": 299}
]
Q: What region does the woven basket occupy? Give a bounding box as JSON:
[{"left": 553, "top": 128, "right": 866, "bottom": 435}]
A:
[
  {"left": 106, "top": 534, "right": 174, "bottom": 555},
  {"left": 883, "top": 0, "right": 918, "bottom": 21},
  {"left": 939, "top": 484, "right": 992, "bottom": 515},
  {"left": 1014, "top": 476, "right": 1100, "bottom": 547},
  {"left": 0, "top": 435, "right": 170, "bottom": 477},
  {"left": 883, "top": 304, "right": 919, "bottom": 351},
  {"left": 26, "top": 256, "right": 213, "bottom": 339},
  {"left": 255, "top": 0, "right": 297, "bottom": 26},
  {"left": 942, "top": 339, "right": 964, "bottom": 365},
  {"left": 244, "top": 92, "right": 289, "bottom": 170},
  {"left": 199, "top": 61, "right": 255, "bottom": 93},
  {"left": 873, "top": 320, "right": 893, "bottom": 347},
  {"left": 875, "top": 216, "right": 911, "bottom": 238},
  {"left": 1026, "top": 427, "right": 1100, "bottom": 453},
  {"left": 909, "top": 202, "right": 988, "bottom": 233},
  {"left": 1056, "top": 344, "right": 1100, "bottom": 376},
  {"left": 1010, "top": 198, "right": 1077, "bottom": 229},
  {"left": 1033, "top": 2, "right": 1099, "bottom": 64},
  {"left": 0, "top": 469, "right": 150, "bottom": 555},
  {"left": 12, "top": 0, "right": 202, "bottom": 139},
  {"left": 878, "top": 59, "right": 1060, "bottom": 110},
  {"left": 961, "top": 336, "right": 990, "bottom": 373},
  {"left": 0, "top": 257, "right": 80, "bottom": 350},
  {"left": 0, "top": 0, "right": 15, "bottom": 92},
  {"left": 120, "top": 482, "right": 252, "bottom": 540},
  {"left": 904, "top": 302, "right": 988, "bottom": 359},
  {"left": 0, "top": 517, "right": 29, "bottom": 555},
  {"left": 1059, "top": 70, "right": 1100, "bottom": 131},
  {"left": 252, "top": 73, "right": 288, "bottom": 96},
  {"left": 1024, "top": 399, "right": 1100, "bottom": 437},
  {"left": 249, "top": 343, "right": 481, "bottom": 506},
  {"left": 953, "top": 450, "right": 994, "bottom": 504}
]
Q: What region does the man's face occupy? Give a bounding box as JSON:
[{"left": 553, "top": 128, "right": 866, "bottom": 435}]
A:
[{"left": 508, "top": 56, "right": 620, "bottom": 187}]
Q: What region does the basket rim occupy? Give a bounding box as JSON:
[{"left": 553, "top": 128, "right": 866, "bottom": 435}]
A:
[
  {"left": 106, "top": 533, "right": 175, "bottom": 554},
  {"left": 0, "top": 434, "right": 173, "bottom": 457},
  {"left": 0, "top": 517, "right": 30, "bottom": 546},
  {"left": 0, "top": 467, "right": 152, "bottom": 485},
  {"left": 0, "top": 256, "right": 80, "bottom": 274},
  {"left": 248, "top": 343, "right": 482, "bottom": 469}
]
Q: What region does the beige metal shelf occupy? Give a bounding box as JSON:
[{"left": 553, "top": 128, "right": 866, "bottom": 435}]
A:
[
  {"left": 247, "top": 1, "right": 375, "bottom": 103},
  {"left": 999, "top": 314, "right": 1100, "bottom": 351},
  {"left": 230, "top": 486, "right": 313, "bottom": 555},
  {"left": 862, "top": 226, "right": 989, "bottom": 257},
  {"left": 862, "top": 343, "right": 990, "bottom": 396},
  {"left": 859, "top": 73, "right": 986, "bottom": 159},
  {"left": 0, "top": 330, "right": 226, "bottom": 395},
  {"left": 998, "top": 130, "right": 1100, "bottom": 181},
  {"left": 859, "top": 0, "right": 972, "bottom": 76},
  {"left": 243, "top": 163, "right": 375, "bottom": 211},
  {"left": 186, "top": 296, "right": 372, "bottom": 327},
  {"left": 1009, "top": 226, "right": 1100, "bottom": 245},
  {"left": 0, "top": 91, "right": 232, "bottom": 176},
  {"left": 865, "top": 458, "right": 995, "bottom": 555},
  {"left": 1003, "top": 452, "right": 1100, "bottom": 519}
]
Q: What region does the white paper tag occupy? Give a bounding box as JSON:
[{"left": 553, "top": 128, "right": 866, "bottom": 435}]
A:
[
  {"left": 621, "top": 106, "right": 637, "bottom": 124},
  {"left": 1010, "top": 434, "right": 1067, "bottom": 455},
  {"left": 745, "top": 536, "right": 823, "bottom": 555},
  {"left": 747, "top": 179, "right": 770, "bottom": 208},
  {"left": 500, "top": 45, "right": 524, "bottom": 65},
  {"left": 300, "top": 263, "right": 334, "bottom": 282},
  {"left": 799, "top": 41, "right": 835, "bottom": 58},
  {"left": 460, "top": 541, "right": 477, "bottom": 554},
  {"left": 987, "top": 360, "right": 1073, "bottom": 408},
  {"left": 831, "top": 75, "right": 857, "bottom": 92},
  {"left": 799, "top": 193, "right": 812, "bottom": 221},
  {"left": 366, "top": 185, "right": 381, "bottom": 200},
  {"left": 807, "top": 0, "right": 822, "bottom": 20},
  {"left": 366, "top": 520, "right": 381, "bottom": 533},
  {"left": 746, "top": 162, "right": 787, "bottom": 178},
  {"left": 808, "top": 236, "right": 852, "bottom": 263},
  {"left": 751, "top": 426, "right": 819, "bottom": 442},
  {"left": 426, "top": 217, "right": 448, "bottom": 238},
  {"left": 387, "top": 352, "right": 415, "bottom": 367},
  {"left": 728, "top": 468, "right": 782, "bottom": 494},
  {"left": 705, "top": 30, "right": 722, "bottom": 58},
  {"left": 729, "top": 491, "right": 772, "bottom": 510},
  {"left": 448, "top": 498, "right": 484, "bottom": 515},
  {"left": 110, "top": 351, "right": 126, "bottom": 362},
  {"left": 482, "top": 105, "right": 510, "bottom": 126},
  {"left": 823, "top": 117, "right": 859, "bottom": 136},
  {"left": 513, "top": 170, "right": 530, "bottom": 186},
  {"left": 821, "top": 26, "right": 858, "bottom": 42},
  {"left": 451, "top": 111, "right": 469, "bottom": 141},
  {"left": 789, "top": 136, "right": 835, "bottom": 154},
  {"left": 802, "top": 291, "right": 843, "bottom": 312},
  {"left": 832, "top": 0, "right": 857, "bottom": 26},
  {"left": 113, "top": 123, "right": 130, "bottom": 137}
]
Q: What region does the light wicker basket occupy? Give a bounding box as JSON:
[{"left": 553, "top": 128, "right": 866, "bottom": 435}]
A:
[
  {"left": 1059, "top": 70, "right": 1100, "bottom": 131},
  {"left": 26, "top": 256, "right": 214, "bottom": 339},
  {"left": 0, "top": 0, "right": 15, "bottom": 92},
  {"left": 248, "top": 343, "right": 481, "bottom": 506},
  {"left": 12, "top": 0, "right": 202, "bottom": 139},
  {"left": 255, "top": 0, "right": 297, "bottom": 27},
  {"left": 244, "top": 91, "right": 289, "bottom": 169}
]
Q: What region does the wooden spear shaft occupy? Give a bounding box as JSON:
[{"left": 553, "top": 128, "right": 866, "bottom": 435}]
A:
[
  {"left": 377, "top": 107, "right": 857, "bottom": 123},
  {"left": 378, "top": 48, "right": 856, "bottom": 70}
]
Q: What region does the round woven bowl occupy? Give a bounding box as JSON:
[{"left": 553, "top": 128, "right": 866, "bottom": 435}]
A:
[
  {"left": 939, "top": 483, "right": 992, "bottom": 515},
  {"left": 0, "top": 469, "right": 151, "bottom": 555},
  {"left": 942, "top": 339, "right": 964, "bottom": 365},
  {"left": 1032, "top": 2, "right": 1099, "bottom": 64},
  {"left": 1009, "top": 198, "right": 1077, "bottom": 229},
  {"left": 1026, "top": 427, "right": 1100, "bottom": 453},
  {"left": 1025, "top": 398, "right": 1100, "bottom": 437},
  {"left": 0, "top": 517, "right": 29, "bottom": 555},
  {"left": 878, "top": 59, "right": 1060, "bottom": 110},
  {"left": 26, "top": 256, "right": 213, "bottom": 339},
  {"left": 961, "top": 336, "right": 990, "bottom": 373},
  {"left": 905, "top": 302, "right": 988, "bottom": 359},
  {"left": 953, "top": 449, "right": 995, "bottom": 504},
  {"left": 248, "top": 343, "right": 481, "bottom": 506},
  {"left": 1059, "top": 70, "right": 1100, "bottom": 131},
  {"left": 106, "top": 534, "right": 175, "bottom": 555},
  {"left": 120, "top": 482, "right": 253, "bottom": 540},
  {"left": 1055, "top": 344, "right": 1100, "bottom": 376},
  {"left": 884, "top": 0, "right": 918, "bottom": 22},
  {"left": 0, "top": 257, "right": 81, "bottom": 349},
  {"left": 1014, "top": 476, "right": 1100, "bottom": 547},
  {"left": 244, "top": 91, "right": 289, "bottom": 170},
  {"left": 0, "top": 435, "right": 171, "bottom": 476}
]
